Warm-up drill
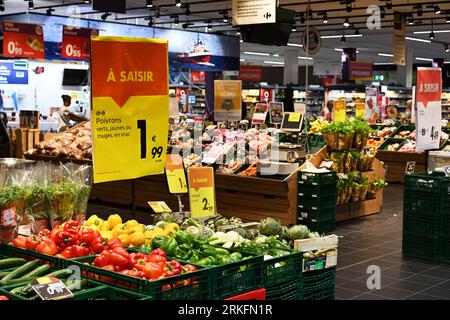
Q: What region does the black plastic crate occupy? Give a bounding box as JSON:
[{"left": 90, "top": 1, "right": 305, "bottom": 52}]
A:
[
  {"left": 265, "top": 276, "right": 302, "bottom": 300},
  {"left": 439, "top": 236, "right": 450, "bottom": 264},
  {"left": 297, "top": 208, "right": 336, "bottom": 223},
  {"left": 298, "top": 195, "right": 336, "bottom": 212},
  {"left": 302, "top": 268, "right": 336, "bottom": 300},
  {"left": 298, "top": 171, "right": 337, "bottom": 186},
  {"left": 263, "top": 252, "right": 303, "bottom": 287},
  {"left": 298, "top": 184, "right": 336, "bottom": 198},
  {"left": 403, "top": 214, "right": 439, "bottom": 236},
  {"left": 402, "top": 233, "right": 439, "bottom": 262},
  {"left": 403, "top": 192, "right": 442, "bottom": 219},
  {"left": 404, "top": 172, "right": 450, "bottom": 195},
  {"left": 299, "top": 218, "right": 336, "bottom": 234}
]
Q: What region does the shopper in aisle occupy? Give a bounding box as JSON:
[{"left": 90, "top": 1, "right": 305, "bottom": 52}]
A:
[
  {"left": 404, "top": 99, "right": 413, "bottom": 122},
  {"left": 321, "top": 101, "right": 333, "bottom": 121},
  {"left": 58, "top": 95, "right": 88, "bottom": 132},
  {"left": 283, "top": 85, "right": 295, "bottom": 112}
]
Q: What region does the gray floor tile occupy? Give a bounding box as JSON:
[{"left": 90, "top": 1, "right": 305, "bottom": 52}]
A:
[
  {"left": 404, "top": 293, "right": 444, "bottom": 300},
  {"left": 386, "top": 280, "right": 430, "bottom": 292},
  {"left": 335, "top": 287, "right": 366, "bottom": 300},
  {"left": 350, "top": 293, "right": 394, "bottom": 300},
  {"left": 368, "top": 287, "right": 414, "bottom": 299},
  {"left": 402, "top": 274, "right": 446, "bottom": 286},
  {"left": 421, "top": 286, "right": 450, "bottom": 299}
]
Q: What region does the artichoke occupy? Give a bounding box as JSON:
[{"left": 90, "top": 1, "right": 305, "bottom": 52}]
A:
[
  {"left": 258, "top": 217, "right": 282, "bottom": 236},
  {"left": 287, "top": 225, "right": 310, "bottom": 240},
  {"left": 233, "top": 227, "right": 251, "bottom": 239},
  {"left": 156, "top": 212, "right": 179, "bottom": 223}
]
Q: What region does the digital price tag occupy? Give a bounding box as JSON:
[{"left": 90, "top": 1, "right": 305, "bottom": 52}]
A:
[
  {"left": 148, "top": 201, "right": 172, "bottom": 213},
  {"left": 405, "top": 161, "right": 416, "bottom": 174},
  {"left": 165, "top": 154, "right": 188, "bottom": 194},
  {"left": 443, "top": 165, "right": 450, "bottom": 177},
  {"left": 187, "top": 167, "right": 216, "bottom": 219},
  {"left": 31, "top": 277, "right": 74, "bottom": 300}
]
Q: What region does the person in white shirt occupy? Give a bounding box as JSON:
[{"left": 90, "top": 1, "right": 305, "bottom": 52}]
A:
[{"left": 59, "top": 95, "right": 87, "bottom": 132}]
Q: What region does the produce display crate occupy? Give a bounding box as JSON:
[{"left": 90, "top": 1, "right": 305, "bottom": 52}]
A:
[
  {"left": 301, "top": 268, "right": 336, "bottom": 300},
  {"left": 299, "top": 218, "right": 336, "bottom": 234},
  {"left": 404, "top": 172, "right": 450, "bottom": 195},
  {"left": 262, "top": 252, "right": 303, "bottom": 287},
  {"left": 62, "top": 256, "right": 210, "bottom": 300},
  {"left": 402, "top": 233, "right": 439, "bottom": 262},
  {"left": 265, "top": 276, "right": 302, "bottom": 300},
  {"left": 403, "top": 213, "right": 439, "bottom": 236},
  {"left": 439, "top": 236, "right": 450, "bottom": 264},
  {"left": 297, "top": 206, "right": 336, "bottom": 222},
  {"left": 378, "top": 138, "right": 406, "bottom": 152},
  {"left": 298, "top": 171, "right": 337, "bottom": 186},
  {"left": 403, "top": 192, "right": 442, "bottom": 219},
  {"left": 70, "top": 284, "right": 151, "bottom": 300},
  {"left": 298, "top": 184, "right": 336, "bottom": 198},
  {"left": 298, "top": 195, "right": 336, "bottom": 212}
]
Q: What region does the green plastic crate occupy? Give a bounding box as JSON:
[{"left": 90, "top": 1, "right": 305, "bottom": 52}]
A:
[
  {"left": 298, "top": 195, "right": 336, "bottom": 212},
  {"left": 297, "top": 208, "right": 336, "bottom": 223},
  {"left": 299, "top": 218, "right": 336, "bottom": 234},
  {"left": 63, "top": 256, "right": 210, "bottom": 300},
  {"left": 71, "top": 285, "right": 151, "bottom": 300},
  {"left": 265, "top": 276, "right": 302, "bottom": 300},
  {"left": 302, "top": 268, "right": 336, "bottom": 300},
  {"left": 404, "top": 172, "right": 450, "bottom": 195},
  {"left": 298, "top": 171, "right": 336, "bottom": 186},
  {"left": 263, "top": 252, "right": 303, "bottom": 287},
  {"left": 403, "top": 213, "right": 439, "bottom": 236},
  {"left": 402, "top": 233, "right": 439, "bottom": 262},
  {"left": 403, "top": 192, "right": 442, "bottom": 219},
  {"left": 298, "top": 184, "right": 336, "bottom": 198},
  {"left": 439, "top": 236, "right": 450, "bottom": 264},
  {"left": 303, "top": 286, "right": 335, "bottom": 300}
]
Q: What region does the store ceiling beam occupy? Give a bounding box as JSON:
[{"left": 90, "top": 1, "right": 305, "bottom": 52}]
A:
[
  {"left": 27, "top": 1, "right": 89, "bottom": 10},
  {"left": 114, "top": 8, "right": 226, "bottom": 21}
]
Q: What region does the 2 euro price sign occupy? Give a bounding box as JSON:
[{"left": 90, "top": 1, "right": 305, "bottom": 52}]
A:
[
  {"left": 188, "top": 167, "right": 216, "bottom": 219},
  {"left": 90, "top": 36, "right": 169, "bottom": 183},
  {"left": 62, "top": 26, "right": 98, "bottom": 60}
]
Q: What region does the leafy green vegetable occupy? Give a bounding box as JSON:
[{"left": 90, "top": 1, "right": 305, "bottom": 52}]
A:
[
  {"left": 25, "top": 184, "right": 48, "bottom": 220},
  {"left": 47, "top": 182, "right": 77, "bottom": 222},
  {"left": 258, "top": 217, "right": 282, "bottom": 236},
  {"left": 74, "top": 185, "right": 91, "bottom": 215}
]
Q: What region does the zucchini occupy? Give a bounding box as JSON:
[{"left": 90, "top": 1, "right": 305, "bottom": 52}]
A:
[
  {"left": 0, "top": 276, "right": 38, "bottom": 287},
  {"left": 0, "top": 258, "right": 27, "bottom": 270},
  {"left": 19, "top": 264, "right": 52, "bottom": 280},
  {"left": 1, "top": 260, "right": 40, "bottom": 282}
]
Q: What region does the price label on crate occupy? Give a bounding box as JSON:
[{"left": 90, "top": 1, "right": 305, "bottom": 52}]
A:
[
  {"left": 165, "top": 154, "right": 188, "bottom": 194},
  {"left": 148, "top": 201, "right": 172, "bottom": 213},
  {"left": 443, "top": 165, "right": 450, "bottom": 177},
  {"left": 31, "top": 277, "right": 74, "bottom": 300},
  {"left": 405, "top": 161, "right": 416, "bottom": 174},
  {"left": 188, "top": 167, "right": 216, "bottom": 218}
]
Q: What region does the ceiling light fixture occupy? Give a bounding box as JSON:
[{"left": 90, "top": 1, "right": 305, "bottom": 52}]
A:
[
  {"left": 415, "top": 4, "right": 423, "bottom": 16},
  {"left": 405, "top": 36, "right": 431, "bottom": 43},
  {"left": 378, "top": 53, "right": 394, "bottom": 57},
  {"left": 321, "top": 34, "right": 362, "bottom": 39},
  {"left": 322, "top": 12, "right": 328, "bottom": 24},
  {"left": 46, "top": 8, "right": 55, "bottom": 16},
  {"left": 175, "top": 0, "right": 181, "bottom": 7},
  {"left": 408, "top": 14, "right": 414, "bottom": 25},
  {"left": 445, "top": 44, "right": 449, "bottom": 53},
  {"left": 174, "top": 15, "right": 179, "bottom": 25},
  {"left": 207, "top": 20, "right": 212, "bottom": 31},
  {"left": 28, "top": 0, "right": 34, "bottom": 10},
  {"left": 84, "top": 0, "right": 91, "bottom": 3},
  {"left": 101, "top": 12, "right": 111, "bottom": 20},
  {"left": 298, "top": 56, "right": 313, "bottom": 60},
  {"left": 146, "top": 0, "right": 153, "bottom": 8},
  {"left": 414, "top": 30, "right": 450, "bottom": 34},
  {"left": 240, "top": 59, "right": 245, "bottom": 62},
  {"left": 291, "top": 24, "right": 297, "bottom": 32},
  {"left": 430, "top": 19, "right": 435, "bottom": 40},
  {"left": 148, "top": 16, "right": 154, "bottom": 27},
  {"left": 244, "top": 51, "right": 270, "bottom": 56},
  {"left": 386, "top": 0, "right": 392, "bottom": 10},
  {"left": 182, "top": 22, "right": 193, "bottom": 29},
  {"left": 434, "top": 5, "right": 441, "bottom": 15},
  {"left": 345, "top": 0, "right": 352, "bottom": 12},
  {"left": 343, "top": 18, "right": 350, "bottom": 27},
  {"left": 341, "top": 35, "right": 346, "bottom": 42},
  {"left": 334, "top": 48, "right": 344, "bottom": 52},
  {"left": 416, "top": 57, "right": 433, "bottom": 62},
  {"left": 446, "top": 14, "right": 450, "bottom": 23},
  {"left": 222, "top": 11, "right": 229, "bottom": 23},
  {"left": 273, "top": 53, "right": 280, "bottom": 57},
  {"left": 287, "top": 43, "right": 303, "bottom": 47},
  {"left": 264, "top": 61, "right": 284, "bottom": 65},
  {"left": 374, "top": 62, "right": 394, "bottom": 65},
  {"left": 236, "top": 29, "right": 240, "bottom": 35}
]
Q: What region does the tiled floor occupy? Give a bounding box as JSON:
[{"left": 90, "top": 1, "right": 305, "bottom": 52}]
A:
[{"left": 335, "top": 184, "right": 450, "bottom": 300}]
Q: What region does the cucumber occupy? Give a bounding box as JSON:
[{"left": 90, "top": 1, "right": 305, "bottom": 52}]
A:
[
  {"left": 0, "top": 258, "right": 27, "bottom": 270},
  {"left": 19, "top": 264, "right": 52, "bottom": 280},
  {"left": 1, "top": 260, "right": 40, "bottom": 282},
  {"left": 10, "top": 285, "right": 28, "bottom": 295},
  {"left": 0, "top": 270, "right": 12, "bottom": 278},
  {"left": 65, "top": 279, "right": 87, "bottom": 292},
  {"left": 0, "top": 277, "right": 38, "bottom": 287}
]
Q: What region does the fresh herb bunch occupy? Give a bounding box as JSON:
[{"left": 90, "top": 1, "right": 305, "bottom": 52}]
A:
[
  {"left": 47, "top": 182, "right": 78, "bottom": 222},
  {"left": 0, "top": 185, "right": 21, "bottom": 209},
  {"left": 25, "top": 184, "right": 48, "bottom": 220},
  {"left": 74, "top": 185, "right": 91, "bottom": 214}
]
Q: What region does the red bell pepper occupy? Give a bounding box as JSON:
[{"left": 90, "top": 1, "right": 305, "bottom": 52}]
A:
[
  {"left": 49, "top": 228, "right": 60, "bottom": 240},
  {"left": 93, "top": 254, "right": 109, "bottom": 267},
  {"left": 145, "top": 254, "right": 166, "bottom": 265},
  {"left": 35, "top": 240, "right": 58, "bottom": 256},
  {"left": 106, "top": 238, "right": 124, "bottom": 250},
  {"left": 89, "top": 236, "right": 106, "bottom": 254},
  {"left": 38, "top": 229, "right": 51, "bottom": 238},
  {"left": 71, "top": 245, "right": 90, "bottom": 258},
  {"left": 109, "top": 252, "right": 129, "bottom": 268},
  {"left": 168, "top": 260, "right": 183, "bottom": 275},
  {"left": 78, "top": 228, "right": 96, "bottom": 245},
  {"left": 130, "top": 253, "right": 147, "bottom": 271},
  {"left": 183, "top": 264, "right": 197, "bottom": 273},
  {"left": 25, "top": 236, "right": 41, "bottom": 251},
  {"left": 64, "top": 220, "right": 81, "bottom": 235},
  {"left": 150, "top": 248, "right": 167, "bottom": 258},
  {"left": 112, "top": 247, "right": 130, "bottom": 260},
  {"left": 54, "top": 231, "right": 76, "bottom": 249},
  {"left": 60, "top": 247, "right": 74, "bottom": 259}
]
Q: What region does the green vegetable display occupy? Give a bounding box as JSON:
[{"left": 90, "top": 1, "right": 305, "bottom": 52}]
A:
[
  {"left": 47, "top": 182, "right": 78, "bottom": 226},
  {"left": 258, "top": 217, "right": 282, "bottom": 236}
]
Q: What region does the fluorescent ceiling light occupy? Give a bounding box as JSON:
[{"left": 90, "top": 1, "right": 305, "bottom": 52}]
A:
[
  {"left": 244, "top": 51, "right": 270, "bottom": 56},
  {"left": 240, "top": 40, "right": 243, "bottom": 43},
  {"left": 406, "top": 36, "right": 431, "bottom": 43},
  {"left": 334, "top": 48, "right": 343, "bottom": 52},
  {"left": 444, "top": 61, "right": 450, "bottom": 64},
  {"left": 240, "top": 59, "right": 245, "bottom": 62},
  {"left": 287, "top": 43, "right": 303, "bottom": 47},
  {"left": 373, "top": 62, "right": 394, "bottom": 65},
  {"left": 298, "top": 56, "right": 313, "bottom": 60},
  {"left": 416, "top": 57, "right": 433, "bottom": 62},
  {"left": 264, "top": 61, "right": 284, "bottom": 65},
  {"left": 378, "top": 53, "right": 393, "bottom": 57},
  {"left": 322, "top": 34, "right": 363, "bottom": 39},
  {"left": 414, "top": 30, "right": 450, "bottom": 34},
  {"left": 273, "top": 53, "right": 280, "bottom": 57}
]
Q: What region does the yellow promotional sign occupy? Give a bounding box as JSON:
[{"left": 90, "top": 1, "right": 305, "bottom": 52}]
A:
[
  {"left": 148, "top": 201, "right": 172, "bottom": 213},
  {"left": 165, "top": 154, "right": 187, "bottom": 194},
  {"left": 333, "top": 100, "right": 347, "bottom": 122},
  {"left": 214, "top": 80, "right": 242, "bottom": 121},
  {"left": 188, "top": 167, "right": 216, "bottom": 219},
  {"left": 288, "top": 113, "right": 301, "bottom": 122},
  {"left": 90, "top": 36, "right": 169, "bottom": 183},
  {"left": 355, "top": 103, "right": 365, "bottom": 118}
]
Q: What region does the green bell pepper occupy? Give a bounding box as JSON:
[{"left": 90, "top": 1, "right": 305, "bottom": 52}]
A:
[
  {"left": 151, "top": 235, "right": 167, "bottom": 250},
  {"left": 230, "top": 252, "right": 243, "bottom": 261},
  {"left": 161, "top": 237, "right": 178, "bottom": 256},
  {"left": 174, "top": 243, "right": 193, "bottom": 260},
  {"left": 196, "top": 256, "right": 215, "bottom": 267},
  {"left": 201, "top": 245, "right": 230, "bottom": 257},
  {"left": 189, "top": 250, "right": 200, "bottom": 262},
  {"left": 175, "top": 230, "right": 194, "bottom": 246},
  {"left": 139, "top": 243, "right": 152, "bottom": 254},
  {"left": 217, "top": 255, "right": 234, "bottom": 265},
  {"left": 193, "top": 238, "right": 207, "bottom": 249}
]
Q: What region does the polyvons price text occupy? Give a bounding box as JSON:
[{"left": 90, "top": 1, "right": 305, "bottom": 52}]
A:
[{"left": 178, "top": 304, "right": 273, "bottom": 318}]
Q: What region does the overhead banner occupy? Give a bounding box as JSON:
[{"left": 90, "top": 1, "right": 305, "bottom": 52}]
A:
[
  {"left": 2, "top": 21, "right": 45, "bottom": 59},
  {"left": 232, "top": 0, "right": 276, "bottom": 25},
  {"left": 393, "top": 12, "right": 406, "bottom": 66},
  {"left": 214, "top": 80, "right": 242, "bottom": 121},
  {"left": 91, "top": 36, "right": 169, "bottom": 183},
  {"left": 365, "top": 88, "right": 379, "bottom": 124},
  {"left": 62, "top": 26, "right": 98, "bottom": 60},
  {"left": 190, "top": 71, "right": 205, "bottom": 83},
  {"left": 314, "top": 61, "right": 342, "bottom": 77},
  {"left": 349, "top": 62, "right": 372, "bottom": 80},
  {"left": 239, "top": 65, "right": 262, "bottom": 82},
  {"left": 415, "top": 67, "right": 442, "bottom": 151}
]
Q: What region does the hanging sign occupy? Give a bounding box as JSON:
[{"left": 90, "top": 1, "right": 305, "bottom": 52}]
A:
[
  {"left": 239, "top": 65, "right": 262, "bottom": 82},
  {"left": 188, "top": 167, "right": 216, "bottom": 219},
  {"left": 232, "top": 0, "right": 276, "bottom": 25},
  {"left": 165, "top": 154, "right": 188, "bottom": 194},
  {"left": 393, "top": 12, "right": 406, "bottom": 66},
  {"left": 302, "top": 27, "right": 321, "bottom": 55},
  {"left": 333, "top": 100, "right": 346, "bottom": 122},
  {"left": 260, "top": 88, "right": 273, "bottom": 103},
  {"left": 415, "top": 67, "right": 442, "bottom": 151},
  {"left": 62, "top": 26, "right": 98, "bottom": 60},
  {"left": 148, "top": 201, "right": 172, "bottom": 213},
  {"left": 214, "top": 80, "right": 242, "bottom": 121},
  {"left": 2, "top": 21, "right": 45, "bottom": 59},
  {"left": 90, "top": 36, "right": 169, "bottom": 183}
]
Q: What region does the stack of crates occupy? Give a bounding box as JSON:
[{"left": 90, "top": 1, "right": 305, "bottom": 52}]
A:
[
  {"left": 297, "top": 171, "right": 337, "bottom": 234},
  {"left": 403, "top": 172, "right": 450, "bottom": 263},
  {"left": 302, "top": 268, "right": 336, "bottom": 300}
]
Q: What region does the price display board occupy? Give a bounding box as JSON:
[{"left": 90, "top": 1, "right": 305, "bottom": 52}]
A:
[
  {"left": 62, "top": 25, "right": 98, "bottom": 60},
  {"left": 31, "top": 277, "right": 74, "bottom": 300},
  {"left": 148, "top": 201, "right": 172, "bottom": 213},
  {"left": 269, "top": 102, "right": 284, "bottom": 124},
  {"left": 405, "top": 161, "right": 416, "bottom": 174},
  {"left": 2, "top": 21, "right": 45, "bottom": 59},
  {"left": 281, "top": 112, "right": 304, "bottom": 132},
  {"left": 90, "top": 36, "right": 169, "bottom": 183},
  {"left": 251, "top": 103, "right": 268, "bottom": 125},
  {"left": 187, "top": 167, "right": 216, "bottom": 219},
  {"left": 165, "top": 154, "right": 188, "bottom": 194}
]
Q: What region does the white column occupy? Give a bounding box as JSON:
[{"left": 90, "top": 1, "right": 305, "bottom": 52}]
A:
[
  {"left": 283, "top": 48, "right": 299, "bottom": 85},
  {"left": 397, "top": 46, "right": 413, "bottom": 87}
]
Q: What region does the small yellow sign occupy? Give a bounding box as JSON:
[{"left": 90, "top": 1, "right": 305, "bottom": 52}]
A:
[
  {"left": 288, "top": 112, "right": 301, "bottom": 122},
  {"left": 148, "top": 201, "right": 172, "bottom": 213},
  {"left": 188, "top": 167, "right": 216, "bottom": 219},
  {"left": 333, "top": 100, "right": 347, "bottom": 122},
  {"left": 165, "top": 154, "right": 188, "bottom": 194},
  {"left": 355, "top": 103, "right": 365, "bottom": 119}
]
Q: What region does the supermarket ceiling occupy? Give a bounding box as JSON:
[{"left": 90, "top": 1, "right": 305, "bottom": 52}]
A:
[{"left": 2, "top": 0, "right": 450, "bottom": 66}]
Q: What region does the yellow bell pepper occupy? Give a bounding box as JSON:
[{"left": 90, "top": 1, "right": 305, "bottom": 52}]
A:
[
  {"left": 107, "top": 214, "right": 122, "bottom": 229},
  {"left": 100, "top": 231, "right": 113, "bottom": 241},
  {"left": 130, "top": 231, "right": 145, "bottom": 247},
  {"left": 86, "top": 215, "right": 104, "bottom": 230},
  {"left": 112, "top": 223, "right": 127, "bottom": 237},
  {"left": 128, "top": 225, "right": 145, "bottom": 235},
  {"left": 101, "top": 221, "right": 111, "bottom": 232},
  {"left": 125, "top": 219, "right": 139, "bottom": 230},
  {"left": 117, "top": 233, "right": 131, "bottom": 247},
  {"left": 165, "top": 223, "right": 180, "bottom": 232}
]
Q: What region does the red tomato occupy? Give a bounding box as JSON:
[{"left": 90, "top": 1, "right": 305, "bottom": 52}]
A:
[{"left": 143, "top": 262, "right": 163, "bottom": 280}]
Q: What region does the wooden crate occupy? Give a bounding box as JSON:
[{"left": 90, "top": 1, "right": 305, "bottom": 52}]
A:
[
  {"left": 13, "top": 128, "right": 41, "bottom": 158},
  {"left": 376, "top": 150, "right": 427, "bottom": 183}
]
